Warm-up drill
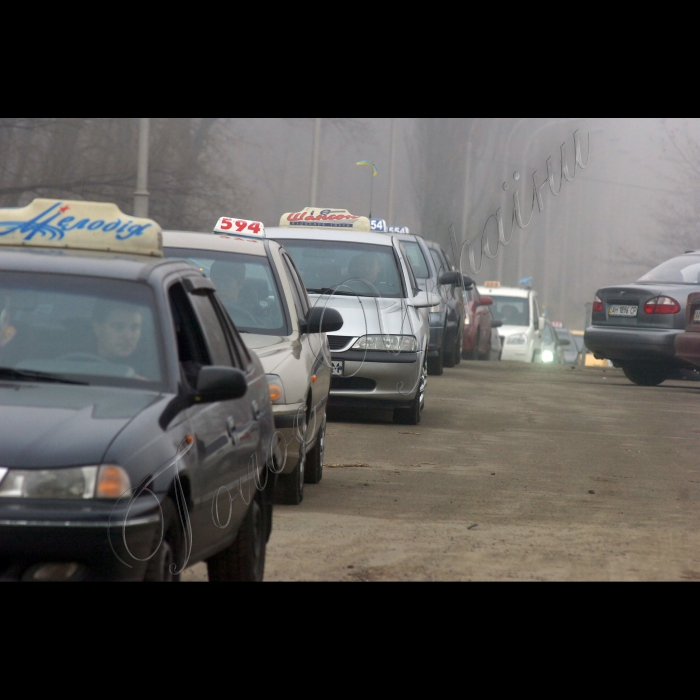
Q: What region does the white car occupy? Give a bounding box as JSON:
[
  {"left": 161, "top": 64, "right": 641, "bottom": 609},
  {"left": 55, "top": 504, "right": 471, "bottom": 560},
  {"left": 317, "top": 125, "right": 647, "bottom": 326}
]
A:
[
  {"left": 267, "top": 207, "right": 439, "bottom": 425},
  {"left": 478, "top": 282, "right": 546, "bottom": 362}
]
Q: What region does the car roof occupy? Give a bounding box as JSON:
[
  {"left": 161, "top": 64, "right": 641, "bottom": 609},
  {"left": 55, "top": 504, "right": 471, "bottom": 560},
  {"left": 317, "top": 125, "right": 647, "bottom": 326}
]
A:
[
  {"left": 163, "top": 230, "right": 269, "bottom": 257},
  {"left": 0, "top": 246, "right": 190, "bottom": 282},
  {"left": 265, "top": 226, "right": 395, "bottom": 246},
  {"left": 477, "top": 285, "right": 530, "bottom": 298}
]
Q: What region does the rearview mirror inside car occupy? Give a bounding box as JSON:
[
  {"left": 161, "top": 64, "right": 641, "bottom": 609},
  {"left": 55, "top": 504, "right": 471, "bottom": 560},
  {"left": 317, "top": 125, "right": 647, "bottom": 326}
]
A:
[
  {"left": 300, "top": 306, "right": 344, "bottom": 334},
  {"left": 491, "top": 320, "right": 502, "bottom": 328},
  {"left": 557, "top": 338, "right": 571, "bottom": 346},
  {"left": 439, "top": 271, "right": 462, "bottom": 286},
  {"left": 194, "top": 366, "right": 247, "bottom": 403}
]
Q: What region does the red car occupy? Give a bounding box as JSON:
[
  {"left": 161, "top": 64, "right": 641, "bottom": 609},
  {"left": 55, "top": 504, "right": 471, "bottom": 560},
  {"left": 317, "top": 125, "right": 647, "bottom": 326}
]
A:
[
  {"left": 461, "top": 278, "right": 498, "bottom": 360},
  {"left": 674, "top": 292, "right": 700, "bottom": 366}
]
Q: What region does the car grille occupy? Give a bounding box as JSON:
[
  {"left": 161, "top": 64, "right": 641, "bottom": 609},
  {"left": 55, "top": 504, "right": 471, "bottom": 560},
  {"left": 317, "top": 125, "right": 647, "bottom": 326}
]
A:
[
  {"left": 331, "top": 376, "right": 376, "bottom": 391},
  {"left": 328, "top": 335, "right": 354, "bottom": 351}
]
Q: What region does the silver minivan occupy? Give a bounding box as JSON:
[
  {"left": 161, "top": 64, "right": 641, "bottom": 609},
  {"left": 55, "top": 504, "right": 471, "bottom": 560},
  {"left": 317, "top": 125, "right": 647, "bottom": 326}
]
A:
[{"left": 266, "top": 208, "right": 439, "bottom": 425}]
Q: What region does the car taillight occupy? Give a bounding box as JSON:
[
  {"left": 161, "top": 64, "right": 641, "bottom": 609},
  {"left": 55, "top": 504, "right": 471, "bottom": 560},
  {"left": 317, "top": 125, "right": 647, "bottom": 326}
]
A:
[
  {"left": 592, "top": 295, "right": 603, "bottom": 312},
  {"left": 643, "top": 296, "right": 681, "bottom": 314}
]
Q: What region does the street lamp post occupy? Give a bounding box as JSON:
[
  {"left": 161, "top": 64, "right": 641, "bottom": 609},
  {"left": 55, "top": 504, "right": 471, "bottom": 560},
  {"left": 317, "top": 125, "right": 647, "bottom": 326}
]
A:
[
  {"left": 387, "top": 118, "right": 397, "bottom": 224},
  {"left": 134, "top": 118, "right": 150, "bottom": 218},
  {"left": 310, "top": 118, "right": 322, "bottom": 206}
]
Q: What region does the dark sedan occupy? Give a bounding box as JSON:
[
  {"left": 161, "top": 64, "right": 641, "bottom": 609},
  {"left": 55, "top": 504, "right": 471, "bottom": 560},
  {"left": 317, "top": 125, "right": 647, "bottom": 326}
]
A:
[
  {"left": 584, "top": 251, "right": 700, "bottom": 385},
  {"left": 0, "top": 199, "right": 277, "bottom": 581}
]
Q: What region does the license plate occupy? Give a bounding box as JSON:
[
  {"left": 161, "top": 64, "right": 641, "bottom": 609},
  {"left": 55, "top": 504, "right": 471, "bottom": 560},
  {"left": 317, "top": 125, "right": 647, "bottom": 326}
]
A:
[
  {"left": 608, "top": 304, "right": 638, "bottom": 317},
  {"left": 694, "top": 309, "right": 700, "bottom": 323},
  {"left": 331, "top": 361, "right": 344, "bottom": 376}
]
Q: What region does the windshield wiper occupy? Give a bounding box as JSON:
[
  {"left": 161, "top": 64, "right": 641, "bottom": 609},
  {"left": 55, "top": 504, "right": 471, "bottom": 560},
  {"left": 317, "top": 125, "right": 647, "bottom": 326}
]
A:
[
  {"left": 0, "top": 367, "right": 89, "bottom": 385},
  {"left": 307, "top": 287, "right": 376, "bottom": 296}
]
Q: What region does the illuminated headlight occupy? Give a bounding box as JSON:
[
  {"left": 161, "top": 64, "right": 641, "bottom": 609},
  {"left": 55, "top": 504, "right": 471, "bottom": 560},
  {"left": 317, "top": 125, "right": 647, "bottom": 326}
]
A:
[
  {"left": 542, "top": 350, "right": 554, "bottom": 363},
  {"left": 266, "top": 374, "right": 286, "bottom": 404},
  {"left": 352, "top": 335, "right": 418, "bottom": 352},
  {"left": 506, "top": 333, "right": 527, "bottom": 346},
  {"left": 0, "top": 465, "right": 131, "bottom": 499},
  {"left": 464, "top": 315, "right": 470, "bottom": 325}
]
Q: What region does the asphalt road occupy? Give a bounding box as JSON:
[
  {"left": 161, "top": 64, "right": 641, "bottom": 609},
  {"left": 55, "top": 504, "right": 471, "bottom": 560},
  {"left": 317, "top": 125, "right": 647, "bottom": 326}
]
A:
[{"left": 183, "top": 361, "right": 700, "bottom": 581}]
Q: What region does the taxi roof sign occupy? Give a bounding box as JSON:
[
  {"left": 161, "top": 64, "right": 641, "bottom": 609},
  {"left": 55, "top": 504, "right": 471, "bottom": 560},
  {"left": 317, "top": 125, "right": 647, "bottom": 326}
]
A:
[
  {"left": 213, "top": 217, "right": 265, "bottom": 240},
  {"left": 483, "top": 280, "right": 501, "bottom": 287},
  {"left": 388, "top": 225, "right": 410, "bottom": 234},
  {"left": 280, "top": 207, "right": 371, "bottom": 232},
  {"left": 0, "top": 198, "right": 162, "bottom": 257}
]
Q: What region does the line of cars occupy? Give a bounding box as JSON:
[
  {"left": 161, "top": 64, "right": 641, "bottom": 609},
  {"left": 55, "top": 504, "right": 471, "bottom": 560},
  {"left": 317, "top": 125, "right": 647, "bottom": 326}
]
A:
[{"left": 584, "top": 250, "right": 700, "bottom": 384}]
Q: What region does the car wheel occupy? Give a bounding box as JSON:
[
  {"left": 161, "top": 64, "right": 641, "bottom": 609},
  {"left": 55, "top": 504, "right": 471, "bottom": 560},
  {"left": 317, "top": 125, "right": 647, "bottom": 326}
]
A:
[
  {"left": 304, "top": 414, "right": 325, "bottom": 484},
  {"left": 443, "top": 329, "right": 457, "bottom": 368},
  {"left": 622, "top": 362, "right": 670, "bottom": 386},
  {"left": 454, "top": 328, "right": 462, "bottom": 365},
  {"left": 207, "top": 493, "right": 266, "bottom": 582},
  {"left": 393, "top": 356, "right": 426, "bottom": 425},
  {"left": 274, "top": 411, "right": 307, "bottom": 505},
  {"left": 427, "top": 345, "right": 443, "bottom": 375},
  {"left": 466, "top": 331, "right": 479, "bottom": 360},
  {"left": 143, "top": 498, "right": 184, "bottom": 582}
]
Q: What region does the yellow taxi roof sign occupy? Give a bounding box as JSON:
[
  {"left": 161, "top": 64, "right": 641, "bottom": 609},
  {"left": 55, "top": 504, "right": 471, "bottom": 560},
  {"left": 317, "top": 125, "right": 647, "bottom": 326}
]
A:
[
  {"left": 0, "top": 199, "right": 162, "bottom": 257},
  {"left": 279, "top": 207, "right": 371, "bottom": 232},
  {"left": 483, "top": 280, "right": 501, "bottom": 287}
]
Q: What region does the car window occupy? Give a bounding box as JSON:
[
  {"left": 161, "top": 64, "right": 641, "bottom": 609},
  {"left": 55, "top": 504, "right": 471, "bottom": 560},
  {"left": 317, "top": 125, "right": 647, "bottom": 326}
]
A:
[
  {"left": 543, "top": 323, "right": 555, "bottom": 344},
  {"left": 533, "top": 295, "right": 541, "bottom": 321},
  {"left": 188, "top": 292, "right": 234, "bottom": 367},
  {"left": 163, "top": 247, "right": 288, "bottom": 336},
  {"left": 402, "top": 241, "right": 431, "bottom": 279},
  {"left": 637, "top": 255, "right": 700, "bottom": 284},
  {"left": 490, "top": 296, "right": 530, "bottom": 326},
  {"left": 280, "top": 252, "right": 309, "bottom": 318},
  {"left": 0, "top": 272, "right": 165, "bottom": 389},
  {"left": 281, "top": 239, "right": 405, "bottom": 298},
  {"left": 429, "top": 247, "right": 449, "bottom": 276}
]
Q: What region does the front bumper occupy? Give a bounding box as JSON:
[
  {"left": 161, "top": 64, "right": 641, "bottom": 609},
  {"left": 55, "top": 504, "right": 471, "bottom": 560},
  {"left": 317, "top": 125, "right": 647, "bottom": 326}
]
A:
[
  {"left": 0, "top": 496, "right": 165, "bottom": 581},
  {"left": 674, "top": 331, "right": 700, "bottom": 367},
  {"left": 328, "top": 350, "right": 422, "bottom": 409},
  {"left": 584, "top": 326, "right": 681, "bottom": 362}
]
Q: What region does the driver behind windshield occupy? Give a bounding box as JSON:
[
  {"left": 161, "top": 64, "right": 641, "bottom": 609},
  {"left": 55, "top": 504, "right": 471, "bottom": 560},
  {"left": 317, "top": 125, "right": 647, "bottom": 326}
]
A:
[
  {"left": 209, "top": 260, "right": 260, "bottom": 325},
  {"left": 92, "top": 300, "right": 143, "bottom": 363}
]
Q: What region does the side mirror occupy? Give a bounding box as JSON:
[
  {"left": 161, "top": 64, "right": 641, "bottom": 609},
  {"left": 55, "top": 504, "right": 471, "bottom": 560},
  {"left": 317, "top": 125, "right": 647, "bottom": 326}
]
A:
[
  {"left": 194, "top": 366, "right": 247, "bottom": 403},
  {"left": 462, "top": 275, "right": 474, "bottom": 290},
  {"left": 439, "top": 271, "right": 462, "bottom": 286},
  {"left": 411, "top": 291, "right": 441, "bottom": 308},
  {"left": 538, "top": 316, "right": 546, "bottom": 332},
  {"left": 478, "top": 296, "right": 493, "bottom": 306},
  {"left": 491, "top": 320, "right": 503, "bottom": 328},
  {"left": 558, "top": 338, "right": 571, "bottom": 346},
  {"left": 300, "top": 306, "right": 344, "bottom": 334}
]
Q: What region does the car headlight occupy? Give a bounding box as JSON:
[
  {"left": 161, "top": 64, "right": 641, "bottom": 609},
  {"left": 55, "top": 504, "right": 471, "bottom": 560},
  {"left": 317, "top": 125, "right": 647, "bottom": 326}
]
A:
[
  {"left": 464, "top": 315, "right": 470, "bottom": 325},
  {"left": 506, "top": 333, "right": 528, "bottom": 345},
  {"left": 266, "top": 374, "right": 286, "bottom": 404},
  {"left": 542, "top": 350, "right": 554, "bottom": 363},
  {"left": 0, "top": 465, "right": 131, "bottom": 499},
  {"left": 352, "top": 335, "right": 418, "bottom": 352}
]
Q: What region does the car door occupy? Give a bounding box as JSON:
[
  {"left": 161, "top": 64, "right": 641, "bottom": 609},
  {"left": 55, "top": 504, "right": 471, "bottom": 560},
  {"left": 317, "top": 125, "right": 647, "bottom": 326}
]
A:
[{"left": 168, "top": 279, "right": 259, "bottom": 555}]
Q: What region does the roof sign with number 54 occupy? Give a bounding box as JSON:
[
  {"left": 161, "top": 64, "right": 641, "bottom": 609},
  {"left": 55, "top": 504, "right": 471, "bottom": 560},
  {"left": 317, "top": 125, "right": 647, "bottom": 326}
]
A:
[{"left": 213, "top": 217, "right": 265, "bottom": 239}]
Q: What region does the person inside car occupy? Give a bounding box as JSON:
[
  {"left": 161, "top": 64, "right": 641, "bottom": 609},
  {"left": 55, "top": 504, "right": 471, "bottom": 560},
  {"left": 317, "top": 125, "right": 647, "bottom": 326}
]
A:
[{"left": 210, "top": 260, "right": 261, "bottom": 326}]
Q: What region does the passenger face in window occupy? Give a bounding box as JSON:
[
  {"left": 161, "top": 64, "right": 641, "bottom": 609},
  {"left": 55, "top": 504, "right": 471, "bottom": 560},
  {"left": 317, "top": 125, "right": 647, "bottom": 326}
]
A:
[
  {"left": 349, "top": 253, "right": 382, "bottom": 283},
  {"left": 210, "top": 261, "right": 246, "bottom": 305},
  {"left": 93, "top": 304, "right": 143, "bottom": 361}
]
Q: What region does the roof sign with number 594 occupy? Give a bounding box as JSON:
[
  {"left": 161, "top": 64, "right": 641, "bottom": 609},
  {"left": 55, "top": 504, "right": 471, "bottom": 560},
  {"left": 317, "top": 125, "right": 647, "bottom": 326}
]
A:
[{"left": 213, "top": 217, "right": 265, "bottom": 239}]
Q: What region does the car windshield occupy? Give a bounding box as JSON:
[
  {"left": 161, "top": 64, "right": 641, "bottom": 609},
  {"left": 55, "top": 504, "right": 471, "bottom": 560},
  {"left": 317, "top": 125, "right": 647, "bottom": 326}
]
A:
[
  {"left": 555, "top": 329, "right": 576, "bottom": 346},
  {"left": 490, "top": 296, "right": 530, "bottom": 326},
  {"left": 0, "top": 272, "right": 164, "bottom": 389},
  {"left": 163, "top": 248, "right": 287, "bottom": 335},
  {"left": 280, "top": 240, "right": 405, "bottom": 298},
  {"left": 402, "top": 241, "right": 431, "bottom": 279},
  {"left": 636, "top": 255, "right": 700, "bottom": 284}
]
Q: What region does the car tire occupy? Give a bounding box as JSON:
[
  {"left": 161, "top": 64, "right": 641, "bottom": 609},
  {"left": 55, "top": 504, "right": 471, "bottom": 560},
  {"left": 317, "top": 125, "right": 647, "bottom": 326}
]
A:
[
  {"left": 143, "top": 498, "right": 184, "bottom": 582},
  {"left": 443, "top": 329, "right": 457, "bottom": 368},
  {"left": 532, "top": 350, "right": 540, "bottom": 363},
  {"left": 427, "top": 346, "right": 444, "bottom": 375},
  {"left": 304, "top": 415, "right": 325, "bottom": 484},
  {"left": 622, "top": 362, "right": 670, "bottom": 386},
  {"left": 207, "top": 493, "right": 266, "bottom": 582},
  {"left": 466, "top": 331, "right": 479, "bottom": 361},
  {"left": 274, "top": 409, "right": 306, "bottom": 505},
  {"left": 393, "top": 357, "right": 426, "bottom": 425}
]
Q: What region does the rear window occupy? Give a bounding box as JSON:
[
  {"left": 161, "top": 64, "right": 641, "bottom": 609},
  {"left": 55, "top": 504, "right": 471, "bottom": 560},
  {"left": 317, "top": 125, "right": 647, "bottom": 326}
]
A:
[
  {"left": 637, "top": 255, "right": 700, "bottom": 284},
  {"left": 490, "top": 296, "right": 530, "bottom": 327}
]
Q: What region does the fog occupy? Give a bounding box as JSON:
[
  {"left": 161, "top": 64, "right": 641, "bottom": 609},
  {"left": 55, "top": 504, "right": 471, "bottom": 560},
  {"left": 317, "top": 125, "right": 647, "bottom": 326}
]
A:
[{"left": 2, "top": 117, "right": 698, "bottom": 331}]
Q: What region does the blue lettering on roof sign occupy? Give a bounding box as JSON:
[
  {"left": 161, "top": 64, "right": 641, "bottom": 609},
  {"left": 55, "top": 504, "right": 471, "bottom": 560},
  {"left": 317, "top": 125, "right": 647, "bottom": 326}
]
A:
[{"left": 0, "top": 202, "right": 152, "bottom": 241}]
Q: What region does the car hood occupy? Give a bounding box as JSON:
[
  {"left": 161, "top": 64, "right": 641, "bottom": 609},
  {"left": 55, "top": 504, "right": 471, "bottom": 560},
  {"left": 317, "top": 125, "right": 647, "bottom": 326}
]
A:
[
  {"left": 497, "top": 324, "right": 531, "bottom": 338},
  {"left": 311, "top": 294, "right": 416, "bottom": 336},
  {"left": 0, "top": 383, "right": 161, "bottom": 468},
  {"left": 243, "top": 334, "right": 294, "bottom": 375}
]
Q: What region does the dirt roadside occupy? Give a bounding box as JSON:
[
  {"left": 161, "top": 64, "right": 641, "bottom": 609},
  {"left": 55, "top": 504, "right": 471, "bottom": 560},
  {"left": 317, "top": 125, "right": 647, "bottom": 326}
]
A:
[{"left": 183, "top": 362, "right": 700, "bottom": 581}]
